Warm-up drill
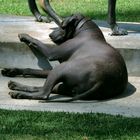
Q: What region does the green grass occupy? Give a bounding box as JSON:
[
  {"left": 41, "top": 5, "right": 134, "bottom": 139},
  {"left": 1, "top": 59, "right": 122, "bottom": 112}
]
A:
[
  {"left": 0, "top": 0, "right": 140, "bottom": 22},
  {"left": 0, "top": 109, "right": 140, "bottom": 140}
]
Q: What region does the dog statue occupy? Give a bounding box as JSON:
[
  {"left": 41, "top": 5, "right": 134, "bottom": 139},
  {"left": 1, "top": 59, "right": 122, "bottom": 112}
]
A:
[
  {"left": 1, "top": 14, "right": 128, "bottom": 101},
  {"left": 28, "top": 0, "right": 127, "bottom": 35}
]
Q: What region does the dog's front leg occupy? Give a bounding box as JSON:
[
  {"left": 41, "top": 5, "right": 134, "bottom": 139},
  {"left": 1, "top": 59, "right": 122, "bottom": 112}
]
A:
[
  {"left": 28, "top": 0, "right": 51, "bottom": 22},
  {"left": 1, "top": 68, "right": 50, "bottom": 78},
  {"left": 18, "top": 33, "right": 77, "bottom": 62},
  {"left": 18, "top": 33, "right": 53, "bottom": 59}
]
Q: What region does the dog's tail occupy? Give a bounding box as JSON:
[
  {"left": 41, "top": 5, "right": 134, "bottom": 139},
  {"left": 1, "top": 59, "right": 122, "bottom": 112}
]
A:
[{"left": 41, "top": 82, "right": 102, "bottom": 103}]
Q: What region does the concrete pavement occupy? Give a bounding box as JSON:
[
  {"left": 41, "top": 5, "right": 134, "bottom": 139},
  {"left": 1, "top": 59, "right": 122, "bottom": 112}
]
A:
[{"left": 0, "top": 15, "right": 140, "bottom": 117}]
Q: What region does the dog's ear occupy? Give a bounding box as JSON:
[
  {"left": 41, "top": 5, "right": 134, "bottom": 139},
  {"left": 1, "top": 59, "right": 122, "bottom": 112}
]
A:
[{"left": 61, "top": 16, "right": 77, "bottom": 29}]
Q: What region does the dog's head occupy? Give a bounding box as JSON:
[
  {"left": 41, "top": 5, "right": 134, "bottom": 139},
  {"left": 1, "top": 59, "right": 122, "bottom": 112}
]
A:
[
  {"left": 61, "top": 14, "right": 85, "bottom": 31},
  {"left": 49, "top": 14, "right": 85, "bottom": 44}
]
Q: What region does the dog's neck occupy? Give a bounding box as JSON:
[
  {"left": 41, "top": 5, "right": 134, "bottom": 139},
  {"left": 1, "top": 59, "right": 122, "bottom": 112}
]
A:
[
  {"left": 74, "top": 18, "right": 91, "bottom": 36},
  {"left": 74, "top": 17, "right": 106, "bottom": 41}
]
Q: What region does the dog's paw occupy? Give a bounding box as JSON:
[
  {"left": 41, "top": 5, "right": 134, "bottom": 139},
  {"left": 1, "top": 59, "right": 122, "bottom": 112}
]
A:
[
  {"left": 1, "top": 68, "right": 20, "bottom": 77},
  {"left": 18, "top": 33, "right": 31, "bottom": 43},
  {"left": 8, "top": 80, "right": 18, "bottom": 90},
  {"left": 8, "top": 91, "right": 26, "bottom": 99},
  {"left": 39, "top": 16, "right": 51, "bottom": 23},
  {"left": 9, "top": 91, "right": 30, "bottom": 99},
  {"left": 110, "top": 25, "right": 128, "bottom": 36},
  {"left": 9, "top": 91, "right": 23, "bottom": 99}
]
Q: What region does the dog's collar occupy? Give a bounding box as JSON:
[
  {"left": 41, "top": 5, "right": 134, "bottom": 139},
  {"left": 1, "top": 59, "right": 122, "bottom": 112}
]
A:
[{"left": 75, "top": 18, "right": 91, "bottom": 36}]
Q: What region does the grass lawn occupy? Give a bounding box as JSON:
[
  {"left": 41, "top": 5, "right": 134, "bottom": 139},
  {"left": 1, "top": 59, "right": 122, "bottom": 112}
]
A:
[
  {"left": 0, "top": 0, "right": 140, "bottom": 22},
  {"left": 0, "top": 109, "right": 140, "bottom": 140}
]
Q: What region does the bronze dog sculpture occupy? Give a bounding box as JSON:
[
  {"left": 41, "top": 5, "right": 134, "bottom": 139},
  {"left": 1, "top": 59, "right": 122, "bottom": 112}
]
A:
[
  {"left": 1, "top": 13, "right": 128, "bottom": 101},
  {"left": 28, "top": 0, "right": 127, "bottom": 35}
]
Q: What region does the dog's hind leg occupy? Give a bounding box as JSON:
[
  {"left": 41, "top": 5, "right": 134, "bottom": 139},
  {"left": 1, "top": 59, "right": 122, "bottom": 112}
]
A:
[
  {"left": 8, "top": 63, "right": 66, "bottom": 100},
  {"left": 1, "top": 68, "right": 50, "bottom": 78},
  {"left": 8, "top": 80, "right": 42, "bottom": 93},
  {"left": 8, "top": 80, "right": 67, "bottom": 95}
]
